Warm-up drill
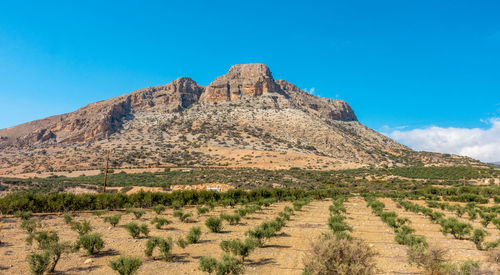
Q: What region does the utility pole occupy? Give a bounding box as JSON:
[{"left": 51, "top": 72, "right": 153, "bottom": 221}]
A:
[{"left": 103, "top": 150, "right": 110, "bottom": 193}]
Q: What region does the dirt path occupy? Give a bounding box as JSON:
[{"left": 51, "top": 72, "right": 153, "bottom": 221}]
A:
[
  {"left": 345, "top": 197, "right": 420, "bottom": 274},
  {"left": 246, "top": 199, "right": 332, "bottom": 274},
  {"left": 381, "top": 198, "right": 500, "bottom": 272}
]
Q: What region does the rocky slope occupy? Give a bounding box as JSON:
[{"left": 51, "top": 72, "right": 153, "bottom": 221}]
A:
[{"left": 0, "top": 64, "right": 478, "bottom": 175}]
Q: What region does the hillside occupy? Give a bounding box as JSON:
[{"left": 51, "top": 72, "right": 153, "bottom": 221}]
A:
[{"left": 0, "top": 63, "right": 479, "bottom": 176}]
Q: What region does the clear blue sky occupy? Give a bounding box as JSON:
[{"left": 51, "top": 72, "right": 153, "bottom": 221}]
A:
[{"left": 0, "top": 0, "right": 499, "bottom": 133}]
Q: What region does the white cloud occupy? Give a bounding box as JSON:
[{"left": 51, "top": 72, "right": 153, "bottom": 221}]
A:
[
  {"left": 381, "top": 125, "right": 408, "bottom": 131},
  {"left": 304, "top": 87, "right": 316, "bottom": 94},
  {"left": 386, "top": 118, "right": 500, "bottom": 163}
]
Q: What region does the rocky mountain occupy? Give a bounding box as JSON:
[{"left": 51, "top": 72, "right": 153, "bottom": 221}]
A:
[{"left": 0, "top": 63, "right": 478, "bottom": 176}]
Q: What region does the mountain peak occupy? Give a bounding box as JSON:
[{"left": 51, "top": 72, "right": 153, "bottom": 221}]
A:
[
  {"left": 200, "top": 63, "right": 279, "bottom": 102},
  {"left": 226, "top": 63, "right": 273, "bottom": 79}
]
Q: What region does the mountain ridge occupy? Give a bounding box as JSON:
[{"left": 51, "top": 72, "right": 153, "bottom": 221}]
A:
[{"left": 0, "top": 63, "right": 479, "bottom": 175}]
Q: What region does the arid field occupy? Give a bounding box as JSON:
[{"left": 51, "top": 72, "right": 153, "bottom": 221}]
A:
[{"left": 2, "top": 192, "right": 500, "bottom": 274}]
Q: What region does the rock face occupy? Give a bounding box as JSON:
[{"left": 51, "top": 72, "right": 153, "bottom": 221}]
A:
[
  {"left": 200, "top": 63, "right": 281, "bottom": 102},
  {"left": 276, "top": 80, "right": 357, "bottom": 122},
  {"left": 0, "top": 77, "right": 204, "bottom": 145}
]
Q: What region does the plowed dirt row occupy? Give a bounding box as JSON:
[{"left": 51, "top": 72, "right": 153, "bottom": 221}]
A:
[
  {"left": 344, "top": 197, "right": 421, "bottom": 274},
  {"left": 380, "top": 198, "right": 500, "bottom": 272},
  {"left": 411, "top": 200, "right": 500, "bottom": 242},
  {"left": 0, "top": 200, "right": 333, "bottom": 275}
]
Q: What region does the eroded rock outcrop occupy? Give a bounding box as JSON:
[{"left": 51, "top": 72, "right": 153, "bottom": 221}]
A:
[{"left": 200, "top": 63, "right": 280, "bottom": 102}]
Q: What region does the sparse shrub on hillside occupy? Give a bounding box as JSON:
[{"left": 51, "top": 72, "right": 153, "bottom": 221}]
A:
[
  {"left": 205, "top": 216, "right": 223, "bottom": 233},
  {"left": 151, "top": 216, "right": 171, "bottom": 229},
  {"left": 125, "top": 223, "right": 149, "bottom": 239},
  {"left": 471, "top": 228, "right": 487, "bottom": 250},
  {"left": 70, "top": 219, "right": 92, "bottom": 236},
  {"left": 126, "top": 208, "right": 146, "bottom": 219},
  {"left": 220, "top": 213, "right": 241, "bottom": 225},
  {"left": 104, "top": 214, "right": 122, "bottom": 227},
  {"left": 187, "top": 226, "right": 202, "bottom": 244},
  {"left": 171, "top": 200, "right": 183, "bottom": 210},
  {"left": 176, "top": 237, "right": 188, "bottom": 249},
  {"left": 109, "top": 256, "right": 142, "bottom": 275},
  {"left": 395, "top": 226, "right": 427, "bottom": 248},
  {"left": 302, "top": 235, "right": 377, "bottom": 275},
  {"left": 145, "top": 236, "right": 173, "bottom": 261},
  {"left": 26, "top": 230, "right": 67, "bottom": 274},
  {"left": 63, "top": 213, "right": 73, "bottom": 225},
  {"left": 492, "top": 218, "right": 500, "bottom": 230},
  {"left": 15, "top": 210, "right": 33, "bottom": 220},
  {"left": 21, "top": 219, "right": 38, "bottom": 235},
  {"left": 440, "top": 218, "right": 473, "bottom": 240},
  {"left": 220, "top": 238, "right": 258, "bottom": 261},
  {"left": 245, "top": 219, "right": 283, "bottom": 247},
  {"left": 199, "top": 256, "right": 218, "bottom": 274},
  {"left": 174, "top": 209, "right": 193, "bottom": 223},
  {"left": 31, "top": 231, "right": 59, "bottom": 249},
  {"left": 153, "top": 204, "right": 165, "bottom": 215},
  {"left": 293, "top": 199, "right": 310, "bottom": 211},
  {"left": 220, "top": 198, "right": 236, "bottom": 208},
  {"left": 74, "top": 233, "right": 104, "bottom": 255},
  {"left": 327, "top": 215, "right": 353, "bottom": 240},
  {"left": 199, "top": 254, "right": 244, "bottom": 275},
  {"left": 27, "top": 251, "right": 49, "bottom": 275},
  {"left": 197, "top": 206, "right": 210, "bottom": 215},
  {"left": 479, "top": 212, "right": 496, "bottom": 228}
]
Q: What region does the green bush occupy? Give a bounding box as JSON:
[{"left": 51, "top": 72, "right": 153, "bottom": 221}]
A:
[
  {"left": 32, "top": 231, "right": 59, "bottom": 249},
  {"left": 176, "top": 237, "right": 188, "bottom": 249},
  {"left": 125, "top": 222, "right": 148, "bottom": 238},
  {"left": 15, "top": 210, "right": 33, "bottom": 220},
  {"left": 187, "top": 226, "right": 202, "bottom": 244},
  {"left": 174, "top": 209, "right": 193, "bottom": 223},
  {"left": 139, "top": 224, "right": 149, "bottom": 237},
  {"left": 70, "top": 219, "right": 92, "bottom": 236},
  {"left": 199, "top": 254, "right": 244, "bottom": 275},
  {"left": 480, "top": 212, "right": 496, "bottom": 227},
  {"left": 151, "top": 217, "right": 171, "bottom": 229},
  {"left": 220, "top": 238, "right": 258, "bottom": 261},
  {"left": 395, "top": 226, "right": 427, "bottom": 247},
  {"left": 27, "top": 252, "right": 49, "bottom": 275},
  {"left": 220, "top": 213, "right": 241, "bottom": 225},
  {"left": 74, "top": 233, "right": 104, "bottom": 255},
  {"left": 199, "top": 256, "right": 217, "bottom": 274},
  {"left": 125, "top": 223, "right": 141, "bottom": 239},
  {"left": 471, "top": 228, "right": 487, "bottom": 250},
  {"left": 63, "top": 213, "right": 73, "bottom": 225},
  {"left": 21, "top": 219, "right": 38, "bottom": 234},
  {"left": 126, "top": 208, "right": 146, "bottom": 219},
  {"left": 440, "top": 218, "right": 473, "bottom": 240},
  {"left": 26, "top": 231, "right": 67, "bottom": 274},
  {"left": 109, "top": 255, "right": 142, "bottom": 275},
  {"left": 205, "top": 216, "right": 223, "bottom": 233},
  {"left": 104, "top": 214, "right": 122, "bottom": 227},
  {"left": 197, "top": 206, "right": 210, "bottom": 215},
  {"left": 492, "top": 218, "right": 500, "bottom": 230},
  {"left": 145, "top": 236, "right": 173, "bottom": 261},
  {"left": 328, "top": 215, "right": 352, "bottom": 237},
  {"left": 153, "top": 204, "right": 165, "bottom": 214}
]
